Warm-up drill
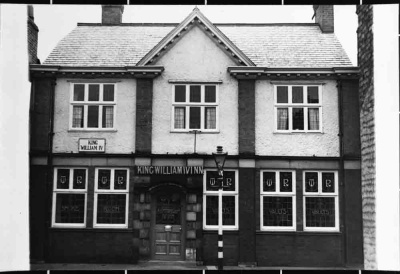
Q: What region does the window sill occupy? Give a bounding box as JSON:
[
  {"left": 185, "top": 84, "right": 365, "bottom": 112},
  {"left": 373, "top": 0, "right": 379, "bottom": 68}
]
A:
[
  {"left": 170, "top": 130, "right": 220, "bottom": 134},
  {"left": 50, "top": 227, "right": 133, "bottom": 232},
  {"left": 256, "top": 230, "right": 341, "bottom": 235},
  {"left": 68, "top": 129, "right": 117, "bottom": 133},
  {"left": 273, "top": 131, "right": 324, "bottom": 134}
]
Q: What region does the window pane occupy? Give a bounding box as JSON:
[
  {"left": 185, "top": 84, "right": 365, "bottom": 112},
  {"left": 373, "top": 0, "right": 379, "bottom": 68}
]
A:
[
  {"left": 305, "top": 197, "right": 335, "bottom": 227},
  {"left": 292, "top": 86, "right": 303, "bottom": 103},
  {"left": 308, "top": 108, "right": 320, "bottom": 130},
  {"left": 97, "top": 194, "right": 126, "bottom": 224},
  {"left": 57, "top": 169, "right": 70, "bottom": 189},
  {"left": 102, "top": 106, "right": 114, "bottom": 128},
  {"left": 277, "top": 108, "right": 289, "bottom": 130},
  {"left": 73, "top": 169, "right": 86, "bottom": 189},
  {"left": 305, "top": 172, "right": 318, "bottom": 192},
  {"left": 206, "top": 196, "right": 218, "bottom": 225},
  {"left": 175, "top": 85, "right": 186, "bottom": 102},
  {"left": 114, "top": 169, "right": 127, "bottom": 190},
  {"left": 72, "top": 106, "right": 84, "bottom": 128},
  {"left": 307, "top": 86, "right": 319, "bottom": 103},
  {"left": 322, "top": 173, "right": 335, "bottom": 193},
  {"left": 205, "top": 107, "right": 216, "bottom": 129},
  {"left": 73, "top": 84, "right": 85, "bottom": 101},
  {"left": 292, "top": 108, "right": 304, "bottom": 130},
  {"left": 205, "top": 86, "right": 216, "bottom": 102},
  {"left": 263, "top": 172, "right": 276, "bottom": 192},
  {"left": 222, "top": 196, "right": 235, "bottom": 226},
  {"left": 189, "top": 85, "right": 201, "bottom": 102},
  {"left": 277, "top": 86, "right": 288, "bottom": 103},
  {"left": 55, "top": 193, "right": 85, "bottom": 224},
  {"left": 103, "top": 84, "right": 115, "bottom": 101},
  {"left": 87, "top": 106, "right": 99, "bottom": 128},
  {"left": 189, "top": 107, "right": 200, "bottom": 129},
  {"left": 280, "top": 172, "right": 292, "bottom": 192},
  {"left": 98, "top": 169, "right": 111, "bottom": 190},
  {"left": 88, "top": 84, "right": 100, "bottom": 101},
  {"left": 156, "top": 193, "right": 181, "bottom": 225},
  {"left": 263, "top": 196, "right": 293, "bottom": 227},
  {"left": 174, "top": 107, "right": 185, "bottom": 129},
  {"left": 205, "top": 171, "right": 235, "bottom": 191}
]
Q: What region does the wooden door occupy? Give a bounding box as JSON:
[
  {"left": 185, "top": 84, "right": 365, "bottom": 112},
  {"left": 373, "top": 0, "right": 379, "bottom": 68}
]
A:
[{"left": 152, "top": 190, "right": 185, "bottom": 260}]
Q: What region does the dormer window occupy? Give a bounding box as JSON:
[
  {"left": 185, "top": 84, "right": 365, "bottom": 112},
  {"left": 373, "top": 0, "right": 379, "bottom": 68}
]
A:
[{"left": 171, "top": 84, "right": 219, "bottom": 132}]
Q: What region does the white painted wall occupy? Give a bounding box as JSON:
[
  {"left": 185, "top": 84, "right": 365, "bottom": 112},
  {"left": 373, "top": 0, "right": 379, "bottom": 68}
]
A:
[
  {"left": 374, "top": 5, "right": 400, "bottom": 271},
  {"left": 0, "top": 4, "right": 30, "bottom": 271},
  {"left": 255, "top": 80, "right": 340, "bottom": 157},
  {"left": 152, "top": 25, "right": 238, "bottom": 155},
  {"left": 53, "top": 78, "right": 137, "bottom": 153}
]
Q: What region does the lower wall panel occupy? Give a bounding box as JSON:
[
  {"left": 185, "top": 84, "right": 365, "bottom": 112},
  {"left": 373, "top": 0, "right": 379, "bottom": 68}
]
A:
[
  {"left": 49, "top": 230, "right": 138, "bottom": 263},
  {"left": 256, "top": 233, "right": 342, "bottom": 267},
  {"left": 202, "top": 233, "right": 239, "bottom": 266}
]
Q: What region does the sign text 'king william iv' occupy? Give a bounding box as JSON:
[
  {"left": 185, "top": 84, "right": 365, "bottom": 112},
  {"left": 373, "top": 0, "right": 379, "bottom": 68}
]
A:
[{"left": 136, "top": 166, "right": 204, "bottom": 175}]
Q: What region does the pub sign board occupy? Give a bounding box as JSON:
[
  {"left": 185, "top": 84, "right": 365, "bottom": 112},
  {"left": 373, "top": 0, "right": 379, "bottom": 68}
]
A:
[{"left": 78, "top": 138, "right": 106, "bottom": 153}]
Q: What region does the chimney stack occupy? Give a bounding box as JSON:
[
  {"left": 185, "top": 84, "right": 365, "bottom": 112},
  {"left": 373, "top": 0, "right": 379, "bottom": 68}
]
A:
[
  {"left": 27, "top": 5, "right": 39, "bottom": 64},
  {"left": 102, "top": 5, "right": 124, "bottom": 25},
  {"left": 313, "top": 5, "right": 334, "bottom": 33}
]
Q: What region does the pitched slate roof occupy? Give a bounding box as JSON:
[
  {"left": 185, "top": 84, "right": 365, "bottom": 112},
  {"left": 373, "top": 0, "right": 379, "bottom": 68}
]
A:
[{"left": 44, "top": 23, "right": 353, "bottom": 68}]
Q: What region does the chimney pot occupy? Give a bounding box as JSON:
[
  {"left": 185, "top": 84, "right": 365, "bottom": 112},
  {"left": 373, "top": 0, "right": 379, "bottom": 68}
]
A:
[
  {"left": 313, "top": 5, "right": 334, "bottom": 33},
  {"left": 102, "top": 5, "right": 124, "bottom": 25}
]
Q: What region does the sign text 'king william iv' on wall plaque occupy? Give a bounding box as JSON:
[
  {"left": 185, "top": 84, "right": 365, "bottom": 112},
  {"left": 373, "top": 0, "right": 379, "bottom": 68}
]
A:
[{"left": 78, "top": 138, "right": 106, "bottom": 153}]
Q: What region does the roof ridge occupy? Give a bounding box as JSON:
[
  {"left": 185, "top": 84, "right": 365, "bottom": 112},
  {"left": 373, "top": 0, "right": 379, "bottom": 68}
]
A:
[
  {"left": 77, "top": 22, "right": 319, "bottom": 27},
  {"left": 77, "top": 23, "right": 179, "bottom": 27}
]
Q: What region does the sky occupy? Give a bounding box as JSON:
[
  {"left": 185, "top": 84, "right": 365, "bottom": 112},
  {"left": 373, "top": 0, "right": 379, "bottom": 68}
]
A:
[{"left": 32, "top": 5, "right": 358, "bottom": 66}]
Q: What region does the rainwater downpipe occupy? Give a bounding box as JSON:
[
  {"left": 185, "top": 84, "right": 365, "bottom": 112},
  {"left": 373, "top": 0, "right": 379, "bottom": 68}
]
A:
[{"left": 337, "top": 79, "right": 347, "bottom": 266}]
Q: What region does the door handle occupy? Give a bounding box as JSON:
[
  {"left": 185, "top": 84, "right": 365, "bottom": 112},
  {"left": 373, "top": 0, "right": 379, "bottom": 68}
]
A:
[{"left": 165, "top": 225, "right": 172, "bottom": 231}]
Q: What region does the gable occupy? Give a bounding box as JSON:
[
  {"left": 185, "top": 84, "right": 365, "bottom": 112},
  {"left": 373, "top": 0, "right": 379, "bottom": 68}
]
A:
[{"left": 137, "top": 8, "right": 254, "bottom": 67}]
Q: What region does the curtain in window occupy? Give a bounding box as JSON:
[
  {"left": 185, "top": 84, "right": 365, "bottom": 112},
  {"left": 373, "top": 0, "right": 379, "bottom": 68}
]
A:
[
  {"left": 277, "top": 108, "right": 288, "bottom": 130},
  {"left": 72, "top": 106, "right": 84, "bottom": 128},
  {"left": 205, "top": 107, "right": 216, "bottom": 129},
  {"left": 308, "top": 108, "right": 319, "bottom": 130},
  {"left": 174, "top": 107, "right": 185, "bottom": 129},
  {"left": 102, "top": 106, "right": 114, "bottom": 128}
]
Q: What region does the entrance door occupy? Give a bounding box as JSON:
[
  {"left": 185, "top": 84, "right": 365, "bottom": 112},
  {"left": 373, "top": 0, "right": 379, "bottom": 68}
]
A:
[{"left": 152, "top": 190, "right": 185, "bottom": 260}]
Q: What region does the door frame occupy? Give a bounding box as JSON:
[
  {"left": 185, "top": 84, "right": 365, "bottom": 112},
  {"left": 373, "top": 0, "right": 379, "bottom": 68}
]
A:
[{"left": 149, "top": 183, "right": 186, "bottom": 261}]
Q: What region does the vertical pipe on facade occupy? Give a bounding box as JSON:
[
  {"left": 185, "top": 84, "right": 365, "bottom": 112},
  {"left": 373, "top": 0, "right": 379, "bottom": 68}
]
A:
[
  {"left": 45, "top": 78, "right": 56, "bottom": 260},
  {"left": 337, "top": 79, "right": 347, "bottom": 266}
]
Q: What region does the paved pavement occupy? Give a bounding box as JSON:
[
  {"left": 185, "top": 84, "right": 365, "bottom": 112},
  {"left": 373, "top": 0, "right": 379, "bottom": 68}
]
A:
[{"left": 30, "top": 261, "right": 355, "bottom": 271}]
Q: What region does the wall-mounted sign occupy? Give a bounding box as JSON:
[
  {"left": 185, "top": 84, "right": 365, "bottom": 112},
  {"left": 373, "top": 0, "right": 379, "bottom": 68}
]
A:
[
  {"left": 78, "top": 138, "right": 105, "bottom": 153},
  {"left": 135, "top": 166, "right": 204, "bottom": 175}
]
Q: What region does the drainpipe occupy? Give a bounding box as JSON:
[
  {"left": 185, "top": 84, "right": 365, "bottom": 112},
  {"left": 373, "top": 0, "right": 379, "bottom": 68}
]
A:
[
  {"left": 337, "top": 79, "right": 347, "bottom": 266},
  {"left": 45, "top": 78, "right": 56, "bottom": 260}
]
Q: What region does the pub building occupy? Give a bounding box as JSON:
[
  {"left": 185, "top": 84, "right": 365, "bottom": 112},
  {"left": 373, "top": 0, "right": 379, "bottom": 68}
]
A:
[{"left": 29, "top": 5, "right": 364, "bottom": 268}]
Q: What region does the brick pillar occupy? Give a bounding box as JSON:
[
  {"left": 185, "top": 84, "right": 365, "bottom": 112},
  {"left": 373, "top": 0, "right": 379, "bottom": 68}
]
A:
[
  {"left": 357, "top": 5, "right": 376, "bottom": 270},
  {"left": 238, "top": 168, "right": 256, "bottom": 265},
  {"left": 136, "top": 78, "right": 153, "bottom": 154},
  {"left": 238, "top": 80, "right": 256, "bottom": 155}
]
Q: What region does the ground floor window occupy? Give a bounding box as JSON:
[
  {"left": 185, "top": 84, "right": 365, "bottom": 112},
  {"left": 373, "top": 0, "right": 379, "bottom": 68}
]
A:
[
  {"left": 52, "top": 168, "right": 88, "bottom": 227},
  {"left": 203, "top": 169, "right": 238, "bottom": 230},
  {"left": 94, "top": 168, "right": 130, "bottom": 228},
  {"left": 303, "top": 171, "right": 339, "bottom": 231},
  {"left": 260, "top": 170, "right": 296, "bottom": 231}
]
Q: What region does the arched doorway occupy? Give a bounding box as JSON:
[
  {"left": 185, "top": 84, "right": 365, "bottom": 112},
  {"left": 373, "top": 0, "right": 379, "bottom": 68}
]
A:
[{"left": 150, "top": 184, "right": 186, "bottom": 261}]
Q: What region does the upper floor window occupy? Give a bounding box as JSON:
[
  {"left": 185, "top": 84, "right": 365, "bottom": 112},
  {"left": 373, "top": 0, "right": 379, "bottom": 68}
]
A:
[
  {"left": 70, "top": 83, "right": 116, "bottom": 130},
  {"left": 172, "top": 84, "right": 218, "bottom": 132},
  {"left": 274, "top": 85, "right": 322, "bottom": 132}
]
